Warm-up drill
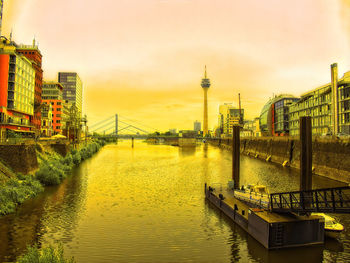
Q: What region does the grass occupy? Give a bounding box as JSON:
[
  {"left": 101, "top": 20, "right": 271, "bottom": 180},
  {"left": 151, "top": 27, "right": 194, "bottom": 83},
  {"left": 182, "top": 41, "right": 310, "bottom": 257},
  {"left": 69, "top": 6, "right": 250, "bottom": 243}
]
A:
[{"left": 17, "top": 244, "right": 75, "bottom": 263}]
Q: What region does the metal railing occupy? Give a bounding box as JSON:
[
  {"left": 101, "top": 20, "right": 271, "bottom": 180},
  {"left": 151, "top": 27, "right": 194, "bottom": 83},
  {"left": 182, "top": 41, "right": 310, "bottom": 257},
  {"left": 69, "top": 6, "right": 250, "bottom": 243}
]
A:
[{"left": 270, "top": 186, "right": 350, "bottom": 214}]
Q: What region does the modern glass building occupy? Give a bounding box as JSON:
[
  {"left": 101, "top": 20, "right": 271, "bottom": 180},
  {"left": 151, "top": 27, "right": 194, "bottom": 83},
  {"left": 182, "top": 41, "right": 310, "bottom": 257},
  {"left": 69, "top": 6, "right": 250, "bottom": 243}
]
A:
[
  {"left": 289, "top": 67, "right": 350, "bottom": 136},
  {"left": 259, "top": 94, "right": 299, "bottom": 136},
  {"left": 58, "top": 72, "right": 83, "bottom": 118},
  {"left": 338, "top": 72, "right": 350, "bottom": 134},
  {"left": 289, "top": 85, "right": 332, "bottom": 136}
]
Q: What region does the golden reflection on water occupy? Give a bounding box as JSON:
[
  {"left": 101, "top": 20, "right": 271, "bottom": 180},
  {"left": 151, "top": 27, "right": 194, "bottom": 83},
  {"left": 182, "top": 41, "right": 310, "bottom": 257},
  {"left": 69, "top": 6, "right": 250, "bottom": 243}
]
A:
[{"left": 0, "top": 140, "right": 348, "bottom": 263}]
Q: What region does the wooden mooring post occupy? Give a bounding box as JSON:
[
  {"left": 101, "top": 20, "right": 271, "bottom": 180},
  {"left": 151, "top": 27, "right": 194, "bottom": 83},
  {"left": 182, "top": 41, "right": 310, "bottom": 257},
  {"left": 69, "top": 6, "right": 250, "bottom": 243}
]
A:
[
  {"left": 300, "top": 116, "right": 312, "bottom": 192},
  {"left": 232, "top": 125, "right": 240, "bottom": 189}
]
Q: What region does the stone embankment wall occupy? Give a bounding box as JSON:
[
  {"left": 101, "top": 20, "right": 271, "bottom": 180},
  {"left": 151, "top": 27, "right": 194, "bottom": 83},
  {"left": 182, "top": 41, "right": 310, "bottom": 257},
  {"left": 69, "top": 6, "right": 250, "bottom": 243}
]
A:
[
  {"left": 209, "top": 137, "right": 350, "bottom": 183},
  {"left": 39, "top": 140, "right": 70, "bottom": 156},
  {"left": 0, "top": 145, "right": 38, "bottom": 174},
  {"left": 0, "top": 141, "right": 70, "bottom": 174}
]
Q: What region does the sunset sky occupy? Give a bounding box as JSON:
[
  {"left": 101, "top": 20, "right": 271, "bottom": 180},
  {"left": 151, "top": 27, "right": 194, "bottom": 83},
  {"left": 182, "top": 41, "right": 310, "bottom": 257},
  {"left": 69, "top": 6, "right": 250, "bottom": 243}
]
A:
[{"left": 2, "top": 0, "right": 350, "bottom": 132}]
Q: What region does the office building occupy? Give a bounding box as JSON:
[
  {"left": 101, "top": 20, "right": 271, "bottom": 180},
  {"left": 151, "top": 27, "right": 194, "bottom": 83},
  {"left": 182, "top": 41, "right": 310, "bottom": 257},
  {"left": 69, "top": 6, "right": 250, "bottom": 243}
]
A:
[
  {"left": 194, "top": 121, "right": 201, "bottom": 132},
  {"left": 218, "top": 103, "right": 244, "bottom": 137},
  {"left": 58, "top": 72, "right": 83, "bottom": 117},
  {"left": 0, "top": 41, "right": 35, "bottom": 140},
  {"left": 289, "top": 64, "right": 350, "bottom": 136},
  {"left": 259, "top": 94, "right": 299, "bottom": 136},
  {"left": 242, "top": 117, "right": 261, "bottom": 137},
  {"left": 17, "top": 40, "right": 43, "bottom": 136}
]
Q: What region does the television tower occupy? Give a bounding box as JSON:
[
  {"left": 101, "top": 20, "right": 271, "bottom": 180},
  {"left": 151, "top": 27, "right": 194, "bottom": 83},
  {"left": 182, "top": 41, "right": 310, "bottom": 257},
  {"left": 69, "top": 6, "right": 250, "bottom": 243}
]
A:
[{"left": 201, "top": 66, "right": 211, "bottom": 137}]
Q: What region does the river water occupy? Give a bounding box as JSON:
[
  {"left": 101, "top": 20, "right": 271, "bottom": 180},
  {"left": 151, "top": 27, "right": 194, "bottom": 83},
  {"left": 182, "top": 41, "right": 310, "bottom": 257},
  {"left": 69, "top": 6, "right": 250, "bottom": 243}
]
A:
[{"left": 0, "top": 141, "right": 349, "bottom": 263}]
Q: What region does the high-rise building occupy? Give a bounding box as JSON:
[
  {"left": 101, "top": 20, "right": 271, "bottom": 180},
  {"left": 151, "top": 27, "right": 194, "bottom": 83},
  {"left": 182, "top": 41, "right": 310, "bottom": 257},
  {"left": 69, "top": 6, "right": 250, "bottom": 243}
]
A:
[
  {"left": 17, "top": 40, "right": 43, "bottom": 136},
  {"left": 58, "top": 72, "right": 83, "bottom": 117},
  {"left": 218, "top": 103, "right": 244, "bottom": 137},
  {"left": 289, "top": 64, "right": 350, "bottom": 136},
  {"left": 259, "top": 94, "right": 299, "bottom": 136},
  {"left": 201, "top": 66, "right": 210, "bottom": 137},
  {"left": 0, "top": 41, "right": 36, "bottom": 141},
  {"left": 194, "top": 121, "right": 201, "bottom": 132},
  {"left": 42, "top": 81, "right": 65, "bottom": 134}
]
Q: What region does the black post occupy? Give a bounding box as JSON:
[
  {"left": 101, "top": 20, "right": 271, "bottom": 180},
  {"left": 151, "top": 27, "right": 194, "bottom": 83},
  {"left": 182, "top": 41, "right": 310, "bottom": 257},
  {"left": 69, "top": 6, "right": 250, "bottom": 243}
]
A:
[
  {"left": 300, "top": 116, "right": 312, "bottom": 192},
  {"left": 232, "top": 125, "right": 240, "bottom": 189},
  {"left": 132, "top": 137, "right": 134, "bottom": 148}
]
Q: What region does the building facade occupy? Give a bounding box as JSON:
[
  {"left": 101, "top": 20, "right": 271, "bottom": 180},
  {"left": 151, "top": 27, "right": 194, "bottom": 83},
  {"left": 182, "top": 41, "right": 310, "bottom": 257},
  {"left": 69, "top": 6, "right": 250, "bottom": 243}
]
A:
[
  {"left": 0, "top": 41, "right": 35, "bottom": 140},
  {"left": 58, "top": 72, "right": 83, "bottom": 118},
  {"left": 218, "top": 103, "right": 244, "bottom": 137},
  {"left": 42, "top": 81, "right": 64, "bottom": 135},
  {"left": 337, "top": 71, "right": 350, "bottom": 134},
  {"left": 242, "top": 117, "right": 261, "bottom": 137},
  {"left": 289, "top": 64, "right": 350, "bottom": 136},
  {"left": 16, "top": 41, "right": 43, "bottom": 136},
  {"left": 259, "top": 94, "right": 299, "bottom": 136},
  {"left": 194, "top": 121, "right": 201, "bottom": 132},
  {"left": 41, "top": 103, "right": 53, "bottom": 137}
]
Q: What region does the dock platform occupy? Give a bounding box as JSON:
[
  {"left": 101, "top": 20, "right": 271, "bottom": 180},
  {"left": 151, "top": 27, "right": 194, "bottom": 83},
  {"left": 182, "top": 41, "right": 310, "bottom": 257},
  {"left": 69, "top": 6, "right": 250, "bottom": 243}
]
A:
[{"left": 205, "top": 184, "right": 325, "bottom": 249}]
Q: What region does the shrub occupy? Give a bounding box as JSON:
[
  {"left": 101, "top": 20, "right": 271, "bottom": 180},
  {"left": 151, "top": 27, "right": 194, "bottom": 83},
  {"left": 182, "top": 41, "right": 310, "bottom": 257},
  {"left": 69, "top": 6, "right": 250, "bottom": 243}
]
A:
[
  {"left": 62, "top": 154, "right": 73, "bottom": 167},
  {"left": 35, "top": 161, "right": 64, "bottom": 186},
  {"left": 72, "top": 151, "right": 81, "bottom": 165},
  {"left": 18, "top": 244, "right": 75, "bottom": 263},
  {"left": 0, "top": 175, "right": 43, "bottom": 215}
]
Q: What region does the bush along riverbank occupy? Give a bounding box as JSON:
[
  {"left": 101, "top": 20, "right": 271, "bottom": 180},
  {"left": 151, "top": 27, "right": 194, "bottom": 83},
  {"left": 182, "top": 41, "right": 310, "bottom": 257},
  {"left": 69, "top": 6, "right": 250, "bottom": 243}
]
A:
[
  {"left": 17, "top": 244, "right": 75, "bottom": 263},
  {"left": 0, "top": 139, "right": 106, "bottom": 215}
]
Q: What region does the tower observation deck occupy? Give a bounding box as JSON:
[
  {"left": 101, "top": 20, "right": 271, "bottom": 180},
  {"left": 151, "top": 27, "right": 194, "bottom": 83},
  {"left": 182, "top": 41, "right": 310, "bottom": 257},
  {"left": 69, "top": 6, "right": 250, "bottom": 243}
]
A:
[{"left": 201, "top": 66, "right": 211, "bottom": 137}]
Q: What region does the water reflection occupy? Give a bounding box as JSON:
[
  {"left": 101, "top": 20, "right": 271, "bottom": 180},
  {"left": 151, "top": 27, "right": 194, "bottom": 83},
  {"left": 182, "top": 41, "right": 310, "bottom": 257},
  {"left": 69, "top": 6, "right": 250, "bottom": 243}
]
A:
[
  {"left": 0, "top": 160, "right": 90, "bottom": 262},
  {"left": 0, "top": 142, "right": 348, "bottom": 262},
  {"left": 178, "top": 146, "right": 196, "bottom": 157}
]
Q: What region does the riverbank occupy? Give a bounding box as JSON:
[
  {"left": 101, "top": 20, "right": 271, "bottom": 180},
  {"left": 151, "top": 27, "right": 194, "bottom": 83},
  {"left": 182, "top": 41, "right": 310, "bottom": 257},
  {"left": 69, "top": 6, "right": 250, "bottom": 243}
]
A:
[
  {"left": 0, "top": 139, "right": 106, "bottom": 216},
  {"left": 208, "top": 137, "right": 350, "bottom": 183}
]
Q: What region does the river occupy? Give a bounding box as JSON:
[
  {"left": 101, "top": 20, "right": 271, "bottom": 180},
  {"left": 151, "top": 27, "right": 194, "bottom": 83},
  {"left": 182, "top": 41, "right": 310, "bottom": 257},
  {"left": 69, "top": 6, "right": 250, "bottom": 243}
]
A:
[{"left": 0, "top": 140, "right": 349, "bottom": 262}]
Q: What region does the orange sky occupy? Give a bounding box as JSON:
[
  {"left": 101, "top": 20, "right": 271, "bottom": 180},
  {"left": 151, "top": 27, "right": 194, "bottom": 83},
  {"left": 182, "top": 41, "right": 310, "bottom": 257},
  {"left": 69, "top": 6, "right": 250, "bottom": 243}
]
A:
[{"left": 2, "top": 0, "right": 350, "bottom": 131}]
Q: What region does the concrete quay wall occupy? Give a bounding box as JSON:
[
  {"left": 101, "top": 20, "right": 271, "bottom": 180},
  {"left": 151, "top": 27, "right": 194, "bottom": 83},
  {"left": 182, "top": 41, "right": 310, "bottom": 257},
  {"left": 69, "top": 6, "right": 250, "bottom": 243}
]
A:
[{"left": 208, "top": 137, "right": 350, "bottom": 183}]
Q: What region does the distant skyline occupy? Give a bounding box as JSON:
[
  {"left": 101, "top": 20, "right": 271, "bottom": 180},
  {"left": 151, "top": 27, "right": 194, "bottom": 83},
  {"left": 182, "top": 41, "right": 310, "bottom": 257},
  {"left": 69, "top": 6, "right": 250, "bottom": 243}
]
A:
[{"left": 2, "top": 0, "right": 350, "bottom": 131}]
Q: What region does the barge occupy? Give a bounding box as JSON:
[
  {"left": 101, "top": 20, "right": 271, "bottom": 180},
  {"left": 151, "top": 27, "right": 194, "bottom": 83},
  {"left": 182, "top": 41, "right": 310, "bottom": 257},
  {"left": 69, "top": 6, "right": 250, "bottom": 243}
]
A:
[{"left": 205, "top": 183, "right": 325, "bottom": 249}]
